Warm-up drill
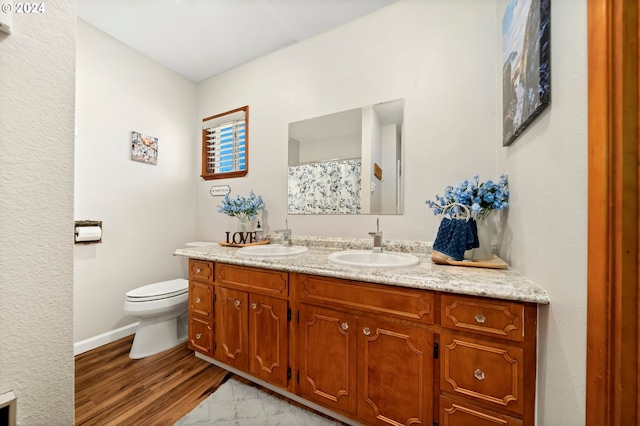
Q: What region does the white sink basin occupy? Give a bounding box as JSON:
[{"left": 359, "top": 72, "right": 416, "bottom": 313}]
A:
[
  {"left": 328, "top": 250, "right": 420, "bottom": 268},
  {"left": 237, "top": 244, "right": 308, "bottom": 257}
]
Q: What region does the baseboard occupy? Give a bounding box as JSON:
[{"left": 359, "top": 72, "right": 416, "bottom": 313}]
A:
[{"left": 74, "top": 322, "right": 139, "bottom": 356}]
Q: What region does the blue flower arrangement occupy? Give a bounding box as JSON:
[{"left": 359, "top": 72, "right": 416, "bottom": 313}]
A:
[
  {"left": 426, "top": 175, "right": 509, "bottom": 221},
  {"left": 218, "top": 190, "right": 264, "bottom": 221}
]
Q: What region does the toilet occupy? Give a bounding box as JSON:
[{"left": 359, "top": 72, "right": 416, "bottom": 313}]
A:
[
  {"left": 123, "top": 242, "right": 217, "bottom": 359},
  {"left": 123, "top": 278, "right": 189, "bottom": 359}
]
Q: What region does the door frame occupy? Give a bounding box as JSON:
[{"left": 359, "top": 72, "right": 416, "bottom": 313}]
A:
[{"left": 586, "top": 0, "right": 639, "bottom": 424}]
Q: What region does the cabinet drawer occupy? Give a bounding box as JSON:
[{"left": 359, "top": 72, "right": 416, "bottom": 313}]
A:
[
  {"left": 189, "top": 280, "right": 214, "bottom": 321},
  {"left": 188, "top": 316, "right": 213, "bottom": 357},
  {"left": 189, "top": 259, "right": 214, "bottom": 283},
  {"left": 440, "top": 333, "right": 524, "bottom": 414},
  {"left": 217, "top": 264, "right": 288, "bottom": 297},
  {"left": 297, "top": 274, "right": 433, "bottom": 325},
  {"left": 440, "top": 396, "right": 522, "bottom": 426},
  {"left": 441, "top": 294, "right": 524, "bottom": 342}
]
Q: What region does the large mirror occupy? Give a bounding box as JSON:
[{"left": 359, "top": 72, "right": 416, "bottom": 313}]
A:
[{"left": 288, "top": 99, "right": 404, "bottom": 215}]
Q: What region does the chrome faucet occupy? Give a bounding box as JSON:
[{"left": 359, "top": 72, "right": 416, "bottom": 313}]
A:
[
  {"left": 275, "top": 219, "right": 292, "bottom": 246},
  {"left": 369, "top": 218, "right": 383, "bottom": 252}
]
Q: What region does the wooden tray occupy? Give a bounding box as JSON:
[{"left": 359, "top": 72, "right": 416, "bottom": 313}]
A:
[
  {"left": 218, "top": 239, "right": 270, "bottom": 248},
  {"left": 431, "top": 251, "right": 508, "bottom": 269}
]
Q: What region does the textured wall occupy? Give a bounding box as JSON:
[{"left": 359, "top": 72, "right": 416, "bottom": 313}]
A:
[
  {"left": 195, "top": 0, "right": 499, "bottom": 241},
  {"left": 74, "top": 20, "right": 198, "bottom": 343},
  {"left": 0, "top": 2, "right": 76, "bottom": 424},
  {"left": 496, "top": 0, "right": 588, "bottom": 424}
]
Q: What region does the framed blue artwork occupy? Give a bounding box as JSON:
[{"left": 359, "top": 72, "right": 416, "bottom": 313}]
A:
[{"left": 502, "top": 0, "right": 550, "bottom": 146}]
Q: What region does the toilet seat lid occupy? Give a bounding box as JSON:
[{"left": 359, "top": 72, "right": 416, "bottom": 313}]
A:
[{"left": 126, "top": 278, "right": 188, "bottom": 300}]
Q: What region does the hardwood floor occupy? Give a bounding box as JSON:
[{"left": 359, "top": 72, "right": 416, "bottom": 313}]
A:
[
  {"left": 75, "top": 335, "right": 346, "bottom": 425},
  {"left": 75, "top": 336, "right": 229, "bottom": 425}
]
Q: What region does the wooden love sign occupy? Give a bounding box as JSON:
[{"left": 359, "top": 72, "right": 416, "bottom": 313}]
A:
[{"left": 225, "top": 231, "right": 256, "bottom": 245}]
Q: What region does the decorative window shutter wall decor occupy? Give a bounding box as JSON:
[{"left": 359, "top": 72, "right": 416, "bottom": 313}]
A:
[{"left": 202, "top": 106, "right": 249, "bottom": 180}]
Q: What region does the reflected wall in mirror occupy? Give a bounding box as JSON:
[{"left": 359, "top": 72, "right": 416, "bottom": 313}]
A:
[{"left": 288, "top": 99, "right": 404, "bottom": 215}]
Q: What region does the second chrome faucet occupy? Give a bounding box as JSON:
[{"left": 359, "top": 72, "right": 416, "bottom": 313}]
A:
[
  {"left": 275, "top": 219, "right": 292, "bottom": 246},
  {"left": 369, "top": 218, "right": 383, "bottom": 252}
]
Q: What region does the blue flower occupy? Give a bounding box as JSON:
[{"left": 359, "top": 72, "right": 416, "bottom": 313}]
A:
[
  {"left": 218, "top": 190, "right": 264, "bottom": 220},
  {"left": 425, "top": 175, "right": 509, "bottom": 220}
]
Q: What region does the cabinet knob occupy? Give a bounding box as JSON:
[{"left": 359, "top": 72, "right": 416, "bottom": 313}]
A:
[
  {"left": 341, "top": 322, "right": 349, "bottom": 331},
  {"left": 234, "top": 299, "right": 241, "bottom": 307},
  {"left": 363, "top": 327, "right": 371, "bottom": 336},
  {"left": 251, "top": 303, "right": 257, "bottom": 310},
  {"left": 474, "top": 313, "right": 486, "bottom": 324},
  {"left": 195, "top": 268, "right": 201, "bottom": 273},
  {"left": 196, "top": 297, "right": 202, "bottom": 303},
  {"left": 474, "top": 369, "right": 485, "bottom": 381},
  {"left": 195, "top": 333, "right": 202, "bottom": 339}
]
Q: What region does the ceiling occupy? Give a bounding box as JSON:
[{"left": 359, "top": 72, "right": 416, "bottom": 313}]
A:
[{"left": 77, "top": 0, "right": 398, "bottom": 83}]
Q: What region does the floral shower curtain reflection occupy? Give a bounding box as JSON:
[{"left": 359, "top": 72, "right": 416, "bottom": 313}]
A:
[{"left": 288, "top": 159, "right": 362, "bottom": 214}]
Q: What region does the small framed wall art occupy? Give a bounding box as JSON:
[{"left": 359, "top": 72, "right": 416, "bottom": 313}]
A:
[
  {"left": 131, "top": 131, "right": 158, "bottom": 165},
  {"left": 502, "top": 0, "right": 551, "bottom": 146}
]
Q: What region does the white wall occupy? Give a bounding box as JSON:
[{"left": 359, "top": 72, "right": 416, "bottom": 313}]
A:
[
  {"left": 496, "top": 0, "right": 588, "bottom": 424},
  {"left": 74, "top": 20, "right": 198, "bottom": 342},
  {"left": 195, "top": 0, "right": 588, "bottom": 424},
  {"left": 196, "top": 0, "right": 498, "bottom": 238},
  {"left": 0, "top": 2, "right": 76, "bottom": 424}
]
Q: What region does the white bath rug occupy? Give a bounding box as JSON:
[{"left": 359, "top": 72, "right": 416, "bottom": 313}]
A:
[{"left": 174, "top": 378, "right": 344, "bottom": 426}]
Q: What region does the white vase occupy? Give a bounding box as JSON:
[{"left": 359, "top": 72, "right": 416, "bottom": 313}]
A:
[
  {"left": 236, "top": 217, "right": 252, "bottom": 233},
  {"left": 472, "top": 219, "right": 493, "bottom": 261}
]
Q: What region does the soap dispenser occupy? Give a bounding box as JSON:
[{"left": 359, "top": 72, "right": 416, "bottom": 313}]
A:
[{"left": 255, "top": 221, "right": 264, "bottom": 242}]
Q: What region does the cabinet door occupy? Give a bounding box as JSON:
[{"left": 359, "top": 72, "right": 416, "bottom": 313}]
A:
[
  {"left": 357, "top": 315, "right": 433, "bottom": 426},
  {"left": 214, "top": 286, "right": 248, "bottom": 370},
  {"left": 298, "top": 304, "right": 357, "bottom": 417},
  {"left": 249, "top": 294, "right": 289, "bottom": 388}
]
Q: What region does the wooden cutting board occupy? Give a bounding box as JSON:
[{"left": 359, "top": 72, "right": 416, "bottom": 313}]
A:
[
  {"left": 218, "top": 239, "right": 270, "bottom": 248},
  {"left": 431, "top": 250, "right": 508, "bottom": 269}
]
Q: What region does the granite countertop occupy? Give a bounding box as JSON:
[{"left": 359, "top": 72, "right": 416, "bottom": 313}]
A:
[{"left": 173, "top": 236, "right": 550, "bottom": 305}]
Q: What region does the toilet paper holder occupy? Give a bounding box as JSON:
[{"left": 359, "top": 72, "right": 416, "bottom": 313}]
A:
[{"left": 75, "top": 220, "right": 102, "bottom": 244}]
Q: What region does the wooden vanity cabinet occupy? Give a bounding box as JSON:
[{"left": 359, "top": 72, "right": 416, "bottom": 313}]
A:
[
  {"left": 295, "top": 273, "right": 435, "bottom": 426},
  {"left": 214, "top": 264, "right": 290, "bottom": 388},
  {"left": 187, "top": 259, "right": 215, "bottom": 357},
  {"left": 187, "top": 260, "right": 539, "bottom": 426}
]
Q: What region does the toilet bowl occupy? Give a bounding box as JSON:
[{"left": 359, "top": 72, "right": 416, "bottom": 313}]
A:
[{"left": 123, "top": 278, "right": 189, "bottom": 359}]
